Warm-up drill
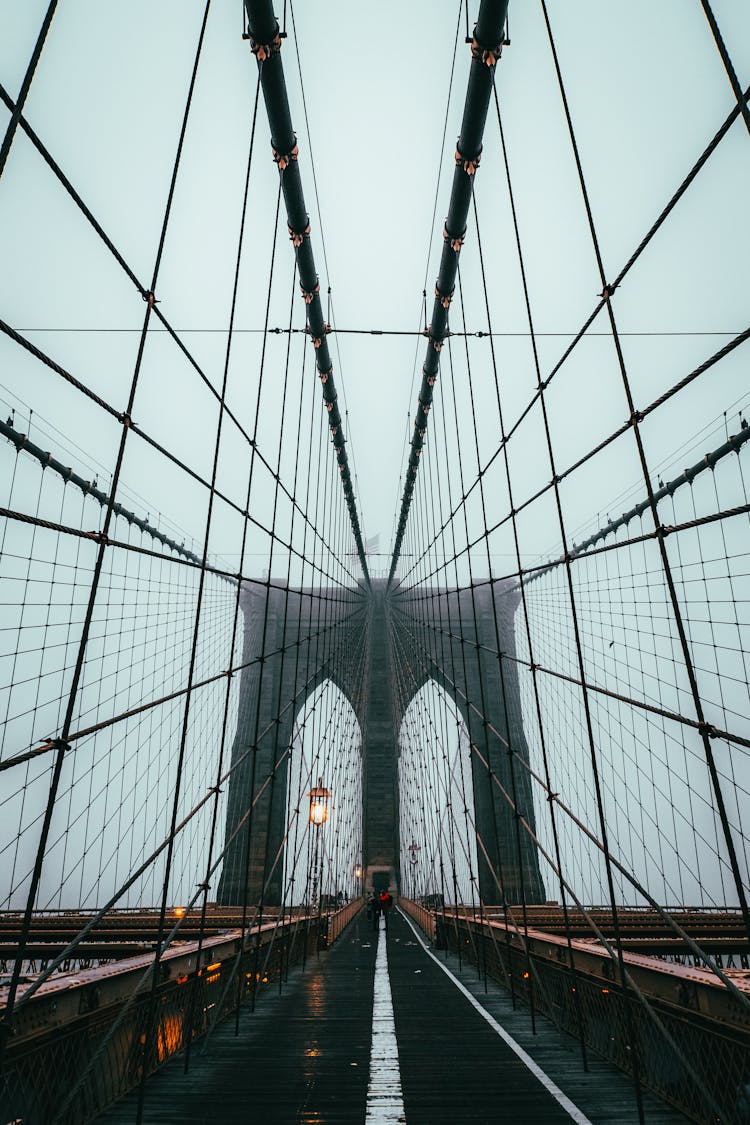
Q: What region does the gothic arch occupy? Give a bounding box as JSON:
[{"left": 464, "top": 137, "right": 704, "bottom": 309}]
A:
[{"left": 218, "top": 579, "right": 545, "bottom": 907}]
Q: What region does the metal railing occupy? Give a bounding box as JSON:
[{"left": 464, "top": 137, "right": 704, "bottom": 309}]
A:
[
  {"left": 400, "top": 902, "right": 750, "bottom": 1125},
  {"left": 0, "top": 900, "right": 363, "bottom": 1125}
]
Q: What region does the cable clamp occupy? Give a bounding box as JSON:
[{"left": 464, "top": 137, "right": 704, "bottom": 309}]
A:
[
  {"left": 471, "top": 37, "right": 502, "bottom": 67},
  {"left": 273, "top": 141, "right": 299, "bottom": 171},
  {"left": 600, "top": 282, "right": 618, "bottom": 300},
  {"left": 443, "top": 224, "right": 465, "bottom": 253},
  {"left": 250, "top": 33, "right": 282, "bottom": 61},
  {"left": 310, "top": 324, "right": 331, "bottom": 350},
  {"left": 547, "top": 791, "right": 559, "bottom": 803},
  {"left": 629, "top": 408, "right": 643, "bottom": 425},
  {"left": 455, "top": 143, "right": 482, "bottom": 176},
  {"left": 435, "top": 283, "right": 455, "bottom": 309},
  {"left": 318, "top": 366, "right": 332, "bottom": 383},
  {"left": 143, "top": 290, "right": 159, "bottom": 307},
  {"left": 300, "top": 280, "right": 320, "bottom": 304},
  {"left": 288, "top": 220, "right": 311, "bottom": 248},
  {"left": 427, "top": 374, "right": 437, "bottom": 387}
]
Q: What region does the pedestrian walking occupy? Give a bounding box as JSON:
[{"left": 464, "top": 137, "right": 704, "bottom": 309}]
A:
[{"left": 378, "top": 889, "right": 393, "bottom": 931}]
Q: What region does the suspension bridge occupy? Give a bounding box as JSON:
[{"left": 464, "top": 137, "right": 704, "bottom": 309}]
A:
[{"left": 1, "top": 0, "right": 749, "bottom": 1122}]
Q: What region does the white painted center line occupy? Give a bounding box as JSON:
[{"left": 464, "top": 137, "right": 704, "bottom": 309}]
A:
[
  {"left": 365, "top": 920, "right": 406, "bottom": 1124},
  {"left": 398, "top": 908, "right": 595, "bottom": 1125}
]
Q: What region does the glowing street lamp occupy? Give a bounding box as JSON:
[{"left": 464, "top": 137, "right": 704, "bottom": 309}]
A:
[
  {"left": 308, "top": 783, "right": 331, "bottom": 826},
  {"left": 308, "top": 779, "right": 331, "bottom": 915}
]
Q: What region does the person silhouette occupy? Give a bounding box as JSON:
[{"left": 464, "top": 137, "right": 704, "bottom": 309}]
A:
[{"left": 378, "top": 890, "right": 393, "bottom": 931}]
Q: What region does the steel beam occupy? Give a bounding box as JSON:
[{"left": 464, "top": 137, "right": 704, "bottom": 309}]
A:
[
  {"left": 244, "top": 0, "right": 370, "bottom": 586},
  {"left": 388, "top": 0, "right": 510, "bottom": 586}
]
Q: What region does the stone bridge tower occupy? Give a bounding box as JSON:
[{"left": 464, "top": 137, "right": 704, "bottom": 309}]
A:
[{"left": 217, "top": 579, "right": 545, "bottom": 907}]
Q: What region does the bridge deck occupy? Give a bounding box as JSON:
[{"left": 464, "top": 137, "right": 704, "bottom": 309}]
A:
[{"left": 96, "top": 910, "right": 689, "bottom": 1124}]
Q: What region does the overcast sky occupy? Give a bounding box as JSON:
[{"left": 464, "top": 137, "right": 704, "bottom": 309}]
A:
[
  {"left": 1, "top": 1, "right": 749, "bottom": 912},
  {"left": 1, "top": 0, "right": 749, "bottom": 572}
]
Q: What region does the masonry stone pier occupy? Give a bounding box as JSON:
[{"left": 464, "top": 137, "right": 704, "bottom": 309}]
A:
[{"left": 217, "top": 578, "right": 545, "bottom": 907}]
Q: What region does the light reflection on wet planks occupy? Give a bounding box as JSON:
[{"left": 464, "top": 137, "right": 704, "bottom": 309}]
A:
[{"left": 97, "top": 910, "right": 690, "bottom": 1124}]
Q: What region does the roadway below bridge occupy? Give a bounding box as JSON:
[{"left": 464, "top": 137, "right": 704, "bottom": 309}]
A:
[{"left": 95, "top": 909, "right": 688, "bottom": 1125}]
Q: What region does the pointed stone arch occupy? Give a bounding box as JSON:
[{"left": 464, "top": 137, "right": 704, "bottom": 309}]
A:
[
  {"left": 217, "top": 579, "right": 545, "bottom": 907},
  {"left": 390, "top": 580, "right": 546, "bottom": 905}
]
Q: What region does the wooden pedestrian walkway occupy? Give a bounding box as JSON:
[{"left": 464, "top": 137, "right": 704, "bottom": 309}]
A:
[{"left": 96, "top": 909, "right": 690, "bottom": 1124}]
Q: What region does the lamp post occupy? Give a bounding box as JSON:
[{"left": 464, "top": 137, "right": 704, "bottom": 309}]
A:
[
  {"left": 408, "top": 839, "right": 420, "bottom": 899},
  {"left": 308, "top": 779, "right": 331, "bottom": 916},
  {"left": 353, "top": 863, "right": 363, "bottom": 899}
]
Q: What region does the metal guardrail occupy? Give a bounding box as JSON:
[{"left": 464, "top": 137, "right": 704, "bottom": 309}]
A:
[
  {"left": 398, "top": 897, "right": 436, "bottom": 943},
  {"left": 326, "top": 898, "right": 364, "bottom": 945},
  {"left": 402, "top": 904, "right": 750, "bottom": 1125},
  {"left": 0, "top": 900, "right": 363, "bottom": 1125}
]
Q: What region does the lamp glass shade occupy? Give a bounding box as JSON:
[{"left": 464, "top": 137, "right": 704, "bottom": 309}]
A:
[{"left": 308, "top": 784, "right": 331, "bottom": 825}]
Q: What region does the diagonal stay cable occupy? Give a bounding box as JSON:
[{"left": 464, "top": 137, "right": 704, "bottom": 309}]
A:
[
  {"left": 0, "top": 0, "right": 215, "bottom": 1046},
  {"left": 0, "top": 0, "right": 58, "bottom": 179}
]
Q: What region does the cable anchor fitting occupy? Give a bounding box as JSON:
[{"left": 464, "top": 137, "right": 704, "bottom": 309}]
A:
[
  {"left": 455, "top": 143, "right": 482, "bottom": 176},
  {"left": 250, "top": 33, "right": 282, "bottom": 61},
  {"left": 310, "top": 323, "right": 331, "bottom": 349},
  {"left": 300, "top": 280, "right": 320, "bottom": 305},
  {"left": 435, "top": 283, "right": 454, "bottom": 309},
  {"left": 443, "top": 224, "right": 465, "bottom": 253},
  {"left": 273, "top": 140, "right": 299, "bottom": 171},
  {"left": 288, "top": 219, "right": 311, "bottom": 248},
  {"left": 471, "top": 37, "right": 503, "bottom": 67}
]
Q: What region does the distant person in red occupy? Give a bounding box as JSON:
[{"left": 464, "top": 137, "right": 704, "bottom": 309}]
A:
[{"left": 378, "top": 889, "right": 393, "bottom": 930}]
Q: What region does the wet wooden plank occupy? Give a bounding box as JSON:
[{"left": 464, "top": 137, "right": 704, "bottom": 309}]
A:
[
  {"left": 97, "top": 913, "right": 378, "bottom": 1124},
  {"left": 393, "top": 910, "right": 689, "bottom": 1125},
  {"left": 96, "top": 909, "right": 690, "bottom": 1125}
]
